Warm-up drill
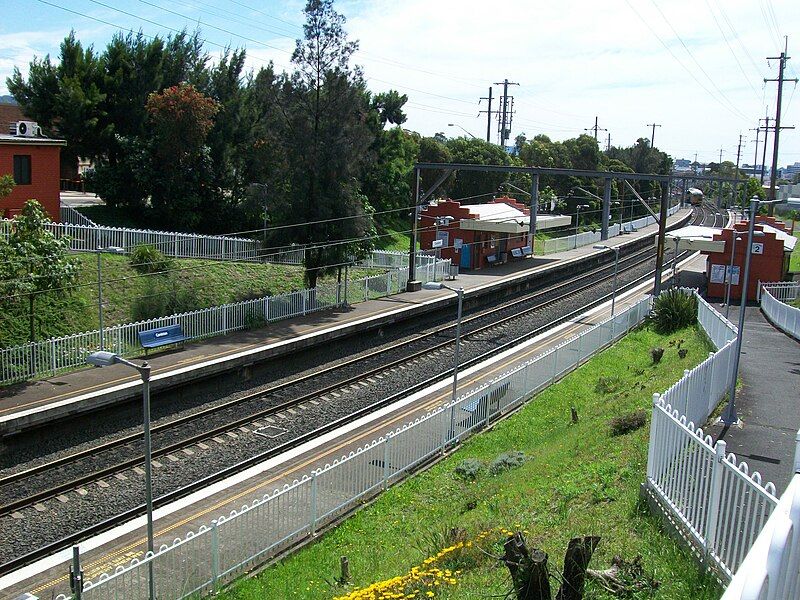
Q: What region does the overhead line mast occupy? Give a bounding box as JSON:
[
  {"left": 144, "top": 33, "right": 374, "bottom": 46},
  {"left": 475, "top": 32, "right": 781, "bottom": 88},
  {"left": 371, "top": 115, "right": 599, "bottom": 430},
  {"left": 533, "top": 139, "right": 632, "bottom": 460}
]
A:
[{"left": 493, "top": 79, "right": 519, "bottom": 146}]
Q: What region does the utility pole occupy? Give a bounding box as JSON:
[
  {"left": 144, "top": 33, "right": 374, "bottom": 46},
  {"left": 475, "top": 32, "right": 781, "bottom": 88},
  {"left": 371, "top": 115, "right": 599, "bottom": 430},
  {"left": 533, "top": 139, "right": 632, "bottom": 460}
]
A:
[
  {"left": 646, "top": 123, "right": 662, "bottom": 147},
  {"left": 760, "top": 110, "right": 773, "bottom": 184},
  {"left": 749, "top": 125, "right": 760, "bottom": 179},
  {"left": 493, "top": 79, "right": 519, "bottom": 146},
  {"left": 719, "top": 148, "right": 724, "bottom": 165},
  {"left": 479, "top": 87, "right": 495, "bottom": 143},
  {"left": 606, "top": 132, "right": 611, "bottom": 151},
  {"left": 585, "top": 116, "right": 607, "bottom": 142},
  {"left": 764, "top": 39, "right": 799, "bottom": 214},
  {"left": 734, "top": 133, "right": 744, "bottom": 210}
]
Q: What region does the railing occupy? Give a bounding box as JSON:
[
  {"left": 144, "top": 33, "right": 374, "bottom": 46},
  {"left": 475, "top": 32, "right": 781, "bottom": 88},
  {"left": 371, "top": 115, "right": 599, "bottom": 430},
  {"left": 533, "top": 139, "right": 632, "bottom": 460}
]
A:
[
  {"left": 537, "top": 202, "right": 681, "bottom": 255},
  {"left": 722, "top": 470, "right": 800, "bottom": 600},
  {"left": 0, "top": 257, "right": 451, "bottom": 385},
  {"left": 760, "top": 282, "right": 800, "bottom": 342},
  {"left": 645, "top": 289, "right": 778, "bottom": 582},
  {"left": 53, "top": 297, "right": 653, "bottom": 600},
  {"left": 59, "top": 206, "right": 97, "bottom": 228}
]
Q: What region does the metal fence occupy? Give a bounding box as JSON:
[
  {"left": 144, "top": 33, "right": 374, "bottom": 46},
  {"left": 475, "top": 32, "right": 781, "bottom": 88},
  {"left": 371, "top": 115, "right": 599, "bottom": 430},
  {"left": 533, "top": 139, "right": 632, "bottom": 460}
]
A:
[
  {"left": 54, "top": 297, "right": 653, "bottom": 600},
  {"left": 760, "top": 282, "right": 800, "bottom": 342},
  {"left": 0, "top": 257, "right": 451, "bottom": 385},
  {"left": 537, "top": 202, "right": 681, "bottom": 255},
  {"left": 60, "top": 205, "right": 98, "bottom": 228},
  {"left": 722, "top": 470, "right": 800, "bottom": 600},
  {"left": 645, "top": 289, "right": 778, "bottom": 582}
]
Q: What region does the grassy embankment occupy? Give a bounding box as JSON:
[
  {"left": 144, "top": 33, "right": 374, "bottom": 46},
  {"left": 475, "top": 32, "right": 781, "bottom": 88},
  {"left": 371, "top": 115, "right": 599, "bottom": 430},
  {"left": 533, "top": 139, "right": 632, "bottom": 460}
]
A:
[
  {"left": 0, "top": 253, "right": 377, "bottom": 348},
  {"left": 221, "top": 323, "right": 721, "bottom": 600}
]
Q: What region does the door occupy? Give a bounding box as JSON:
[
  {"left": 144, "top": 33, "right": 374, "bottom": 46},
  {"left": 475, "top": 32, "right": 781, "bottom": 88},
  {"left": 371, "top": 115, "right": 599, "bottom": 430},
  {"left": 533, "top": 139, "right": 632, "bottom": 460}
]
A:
[{"left": 460, "top": 243, "right": 471, "bottom": 269}]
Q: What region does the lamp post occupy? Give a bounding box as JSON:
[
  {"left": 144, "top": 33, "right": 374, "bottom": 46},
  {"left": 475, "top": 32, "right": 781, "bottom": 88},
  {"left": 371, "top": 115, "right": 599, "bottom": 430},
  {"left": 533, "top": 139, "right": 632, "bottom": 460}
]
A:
[
  {"left": 724, "top": 233, "right": 741, "bottom": 319},
  {"left": 447, "top": 123, "right": 478, "bottom": 139},
  {"left": 575, "top": 204, "right": 589, "bottom": 248},
  {"left": 593, "top": 244, "right": 620, "bottom": 315},
  {"left": 96, "top": 247, "right": 104, "bottom": 350},
  {"left": 422, "top": 281, "right": 464, "bottom": 411},
  {"left": 86, "top": 351, "right": 155, "bottom": 600},
  {"left": 722, "top": 197, "right": 775, "bottom": 426},
  {"left": 672, "top": 236, "right": 681, "bottom": 287}
]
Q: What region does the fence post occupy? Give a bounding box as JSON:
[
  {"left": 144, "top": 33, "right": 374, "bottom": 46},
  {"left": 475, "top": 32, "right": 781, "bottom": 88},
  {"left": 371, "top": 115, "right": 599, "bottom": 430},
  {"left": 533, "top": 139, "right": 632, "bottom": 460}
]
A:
[
  {"left": 382, "top": 435, "right": 391, "bottom": 490},
  {"left": 70, "top": 545, "right": 83, "bottom": 600},
  {"left": 703, "top": 440, "right": 727, "bottom": 563},
  {"left": 794, "top": 429, "right": 800, "bottom": 475},
  {"left": 646, "top": 394, "right": 660, "bottom": 483},
  {"left": 210, "top": 520, "right": 220, "bottom": 593},
  {"left": 50, "top": 338, "right": 57, "bottom": 376},
  {"left": 310, "top": 472, "right": 318, "bottom": 535}
]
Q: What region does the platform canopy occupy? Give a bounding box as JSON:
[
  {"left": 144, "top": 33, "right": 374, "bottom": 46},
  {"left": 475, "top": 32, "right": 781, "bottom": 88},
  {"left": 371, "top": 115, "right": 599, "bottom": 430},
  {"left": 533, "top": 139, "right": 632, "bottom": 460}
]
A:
[
  {"left": 459, "top": 203, "right": 571, "bottom": 234},
  {"left": 665, "top": 225, "right": 725, "bottom": 253},
  {"left": 761, "top": 223, "right": 797, "bottom": 252}
]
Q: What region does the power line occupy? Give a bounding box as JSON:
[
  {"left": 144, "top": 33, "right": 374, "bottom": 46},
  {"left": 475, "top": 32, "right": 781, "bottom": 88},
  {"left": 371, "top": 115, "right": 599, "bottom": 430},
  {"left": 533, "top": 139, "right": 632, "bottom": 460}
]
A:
[
  {"left": 493, "top": 79, "right": 519, "bottom": 146},
  {"left": 702, "top": 0, "right": 762, "bottom": 98},
  {"left": 585, "top": 116, "right": 606, "bottom": 141}
]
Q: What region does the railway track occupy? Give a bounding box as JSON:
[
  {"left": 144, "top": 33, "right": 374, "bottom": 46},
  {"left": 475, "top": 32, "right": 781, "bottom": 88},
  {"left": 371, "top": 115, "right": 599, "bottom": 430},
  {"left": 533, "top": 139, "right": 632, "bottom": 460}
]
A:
[{"left": 0, "top": 203, "right": 724, "bottom": 574}]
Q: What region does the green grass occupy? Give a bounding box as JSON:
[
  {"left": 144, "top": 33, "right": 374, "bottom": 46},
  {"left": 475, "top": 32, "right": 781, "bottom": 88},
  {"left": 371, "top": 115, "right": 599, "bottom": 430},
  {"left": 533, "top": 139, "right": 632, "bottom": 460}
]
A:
[
  {"left": 220, "top": 324, "right": 720, "bottom": 600},
  {"left": 0, "top": 254, "right": 379, "bottom": 347}
]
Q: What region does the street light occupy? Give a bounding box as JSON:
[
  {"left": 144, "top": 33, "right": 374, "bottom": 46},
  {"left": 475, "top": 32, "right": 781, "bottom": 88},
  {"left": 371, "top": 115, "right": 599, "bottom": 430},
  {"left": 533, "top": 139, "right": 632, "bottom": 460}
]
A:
[
  {"left": 86, "top": 351, "right": 155, "bottom": 600},
  {"left": 722, "top": 197, "right": 778, "bottom": 426},
  {"left": 672, "top": 236, "right": 681, "bottom": 287},
  {"left": 447, "top": 123, "right": 478, "bottom": 139},
  {"left": 593, "top": 245, "right": 620, "bottom": 315},
  {"left": 422, "top": 281, "right": 464, "bottom": 414},
  {"left": 575, "top": 204, "right": 590, "bottom": 248}
]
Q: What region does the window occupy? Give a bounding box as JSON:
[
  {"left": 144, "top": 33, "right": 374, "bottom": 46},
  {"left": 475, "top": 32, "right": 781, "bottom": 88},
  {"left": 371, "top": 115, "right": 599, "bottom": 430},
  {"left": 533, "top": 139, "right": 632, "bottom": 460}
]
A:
[{"left": 13, "top": 155, "right": 31, "bottom": 185}]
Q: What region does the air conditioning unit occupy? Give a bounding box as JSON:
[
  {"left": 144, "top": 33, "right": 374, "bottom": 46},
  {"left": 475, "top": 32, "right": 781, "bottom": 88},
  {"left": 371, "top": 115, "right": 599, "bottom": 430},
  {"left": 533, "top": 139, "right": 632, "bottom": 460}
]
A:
[{"left": 16, "top": 121, "right": 40, "bottom": 137}]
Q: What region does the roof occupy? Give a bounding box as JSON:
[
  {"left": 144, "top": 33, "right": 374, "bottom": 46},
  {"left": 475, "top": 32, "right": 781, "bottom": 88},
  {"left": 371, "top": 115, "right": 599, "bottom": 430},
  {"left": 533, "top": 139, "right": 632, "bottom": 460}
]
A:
[
  {"left": 761, "top": 223, "right": 797, "bottom": 252},
  {"left": 459, "top": 202, "right": 571, "bottom": 233},
  {"left": 0, "top": 133, "right": 66, "bottom": 146},
  {"left": 666, "top": 225, "right": 725, "bottom": 252}
]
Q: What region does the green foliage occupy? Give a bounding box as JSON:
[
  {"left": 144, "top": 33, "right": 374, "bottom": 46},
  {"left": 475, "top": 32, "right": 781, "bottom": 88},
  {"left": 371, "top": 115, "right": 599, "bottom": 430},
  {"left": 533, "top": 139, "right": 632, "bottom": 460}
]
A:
[
  {"left": 650, "top": 289, "right": 698, "bottom": 334},
  {"left": 610, "top": 409, "right": 648, "bottom": 436},
  {"left": 0, "top": 200, "right": 78, "bottom": 341},
  {"left": 0, "top": 174, "right": 14, "bottom": 199},
  {"left": 454, "top": 458, "right": 484, "bottom": 481},
  {"left": 650, "top": 347, "right": 665, "bottom": 364},
  {"left": 595, "top": 375, "right": 622, "bottom": 395},
  {"left": 488, "top": 450, "right": 526, "bottom": 475},
  {"left": 130, "top": 275, "right": 200, "bottom": 321},
  {"left": 129, "top": 244, "right": 173, "bottom": 274}
]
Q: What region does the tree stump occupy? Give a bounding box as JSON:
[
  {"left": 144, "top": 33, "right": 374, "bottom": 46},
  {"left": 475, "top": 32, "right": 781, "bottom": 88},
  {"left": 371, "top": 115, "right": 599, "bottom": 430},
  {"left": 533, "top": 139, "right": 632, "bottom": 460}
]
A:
[
  {"left": 503, "top": 533, "right": 551, "bottom": 600},
  {"left": 555, "top": 536, "right": 600, "bottom": 600}
]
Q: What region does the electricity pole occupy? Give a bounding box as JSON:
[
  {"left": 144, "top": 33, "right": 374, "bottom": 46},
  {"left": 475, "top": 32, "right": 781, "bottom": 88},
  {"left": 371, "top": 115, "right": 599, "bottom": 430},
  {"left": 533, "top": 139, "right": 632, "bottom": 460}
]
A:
[
  {"left": 493, "top": 79, "right": 519, "bottom": 146},
  {"left": 764, "top": 40, "right": 799, "bottom": 214},
  {"left": 749, "top": 125, "right": 760, "bottom": 178},
  {"left": 734, "top": 133, "right": 745, "bottom": 209},
  {"left": 584, "top": 116, "right": 606, "bottom": 141},
  {"left": 479, "top": 87, "right": 495, "bottom": 143},
  {"left": 646, "top": 123, "right": 662, "bottom": 147},
  {"left": 606, "top": 132, "right": 611, "bottom": 151}
]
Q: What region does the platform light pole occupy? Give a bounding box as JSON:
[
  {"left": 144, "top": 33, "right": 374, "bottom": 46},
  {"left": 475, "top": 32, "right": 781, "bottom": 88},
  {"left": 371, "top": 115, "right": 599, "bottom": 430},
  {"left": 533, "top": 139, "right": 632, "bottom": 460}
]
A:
[
  {"left": 671, "top": 236, "right": 681, "bottom": 287},
  {"left": 593, "top": 244, "right": 620, "bottom": 315},
  {"left": 574, "top": 204, "right": 589, "bottom": 248},
  {"left": 722, "top": 198, "right": 777, "bottom": 426},
  {"left": 422, "top": 281, "right": 464, "bottom": 414},
  {"left": 86, "top": 351, "right": 155, "bottom": 600}
]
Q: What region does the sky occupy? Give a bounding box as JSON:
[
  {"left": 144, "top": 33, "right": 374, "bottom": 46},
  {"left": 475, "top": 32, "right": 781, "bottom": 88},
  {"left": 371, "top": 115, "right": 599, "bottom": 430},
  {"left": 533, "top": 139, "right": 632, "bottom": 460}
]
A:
[{"left": 1, "top": 0, "right": 799, "bottom": 168}]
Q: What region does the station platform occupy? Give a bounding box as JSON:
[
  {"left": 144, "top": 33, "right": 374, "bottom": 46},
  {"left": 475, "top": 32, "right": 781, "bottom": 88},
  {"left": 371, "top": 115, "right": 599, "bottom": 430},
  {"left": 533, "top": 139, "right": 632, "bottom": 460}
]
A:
[{"left": 0, "top": 209, "right": 693, "bottom": 436}]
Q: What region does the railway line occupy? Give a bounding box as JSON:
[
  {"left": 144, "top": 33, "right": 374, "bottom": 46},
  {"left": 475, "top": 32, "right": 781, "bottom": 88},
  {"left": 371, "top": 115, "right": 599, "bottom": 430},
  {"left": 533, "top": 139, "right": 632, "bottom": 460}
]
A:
[{"left": 0, "top": 203, "right": 724, "bottom": 574}]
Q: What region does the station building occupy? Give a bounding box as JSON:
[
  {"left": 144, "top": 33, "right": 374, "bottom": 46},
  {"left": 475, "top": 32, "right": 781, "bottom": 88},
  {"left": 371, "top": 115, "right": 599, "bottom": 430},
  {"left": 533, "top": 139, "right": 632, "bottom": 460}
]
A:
[
  {"left": 0, "top": 122, "right": 66, "bottom": 221},
  {"left": 418, "top": 196, "right": 571, "bottom": 270}
]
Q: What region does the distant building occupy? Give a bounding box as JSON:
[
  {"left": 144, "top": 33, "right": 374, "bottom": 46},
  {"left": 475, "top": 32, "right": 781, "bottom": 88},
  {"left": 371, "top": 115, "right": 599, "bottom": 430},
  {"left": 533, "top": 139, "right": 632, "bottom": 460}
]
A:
[
  {"left": 779, "top": 162, "right": 800, "bottom": 181},
  {"left": 740, "top": 163, "right": 766, "bottom": 177},
  {"left": 673, "top": 158, "right": 692, "bottom": 172},
  {"left": 0, "top": 121, "right": 66, "bottom": 220},
  {"left": 776, "top": 183, "right": 800, "bottom": 202}
]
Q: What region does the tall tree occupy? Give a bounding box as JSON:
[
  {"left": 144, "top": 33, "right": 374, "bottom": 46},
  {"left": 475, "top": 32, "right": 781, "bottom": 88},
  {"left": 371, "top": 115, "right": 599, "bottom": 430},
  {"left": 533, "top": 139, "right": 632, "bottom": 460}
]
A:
[{"left": 270, "top": 0, "right": 374, "bottom": 287}]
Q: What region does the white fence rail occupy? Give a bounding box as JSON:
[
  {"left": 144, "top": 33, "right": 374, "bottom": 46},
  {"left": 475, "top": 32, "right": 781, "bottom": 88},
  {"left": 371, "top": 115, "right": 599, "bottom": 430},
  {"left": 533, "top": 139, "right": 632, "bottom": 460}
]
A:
[
  {"left": 538, "top": 202, "right": 681, "bottom": 255},
  {"left": 52, "top": 297, "right": 653, "bottom": 600},
  {"left": 760, "top": 282, "right": 800, "bottom": 342},
  {"left": 0, "top": 257, "right": 451, "bottom": 385},
  {"left": 722, "top": 470, "right": 800, "bottom": 600},
  {"left": 59, "top": 205, "right": 98, "bottom": 227},
  {"left": 645, "top": 289, "right": 778, "bottom": 582}
]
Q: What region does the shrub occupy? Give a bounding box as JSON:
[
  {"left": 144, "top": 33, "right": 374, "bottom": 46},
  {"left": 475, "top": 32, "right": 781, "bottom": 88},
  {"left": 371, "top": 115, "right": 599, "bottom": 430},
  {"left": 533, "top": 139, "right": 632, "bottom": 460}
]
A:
[
  {"left": 610, "top": 410, "right": 648, "bottom": 436},
  {"left": 650, "top": 289, "right": 698, "bottom": 334},
  {"left": 489, "top": 451, "right": 526, "bottom": 475},
  {"left": 130, "top": 244, "right": 173, "bottom": 274},
  {"left": 594, "top": 375, "right": 622, "bottom": 395},
  {"left": 131, "top": 276, "right": 200, "bottom": 321},
  {"left": 650, "top": 347, "right": 664, "bottom": 364},
  {"left": 454, "top": 458, "right": 484, "bottom": 481}
]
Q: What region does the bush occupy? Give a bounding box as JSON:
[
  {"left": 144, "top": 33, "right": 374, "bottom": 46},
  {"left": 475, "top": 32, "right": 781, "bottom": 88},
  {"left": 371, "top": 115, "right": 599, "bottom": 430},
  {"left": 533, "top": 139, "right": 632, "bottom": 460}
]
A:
[
  {"left": 650, "top": 289, "right": 698, "bottom": 334},
  {"left": 131, "top": 276, "right": 200, "bottom": 321},
  {"left": 488, "top": 451, "right": 526, "bottom": 475},
  {"left": 610, "top": 410, "right": 648, "bottom": 436},
  {"left": 650, "top": 347, "right": 664, "bottom": 364},
  {"left": 454, "top": 458, "right": 484, "bottom": 481},
  {"left": 594, "top": 376, "right": 622, "bottom": 395},
  {"left": 130, "top": 244, "right": 173, "bottom": 274}
]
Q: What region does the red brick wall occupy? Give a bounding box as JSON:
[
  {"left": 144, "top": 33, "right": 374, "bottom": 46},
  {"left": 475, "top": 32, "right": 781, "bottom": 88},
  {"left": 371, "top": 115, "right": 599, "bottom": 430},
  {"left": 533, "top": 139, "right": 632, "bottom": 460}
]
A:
[
  {"left": 705, "top": 223, "right": 786, "bottom": 301},
  {"left": 0, "top": 144, "right": 62, "bottom": 221}
]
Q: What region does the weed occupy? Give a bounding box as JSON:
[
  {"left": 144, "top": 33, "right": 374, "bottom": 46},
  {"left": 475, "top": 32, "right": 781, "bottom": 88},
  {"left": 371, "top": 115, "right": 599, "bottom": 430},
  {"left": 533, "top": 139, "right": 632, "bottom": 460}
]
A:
[
  {"left": 610, "top": 409, "right": 648, "bottom": 436},
  {"left": 488, "top": 451, "right": 526, "bottom": 475},
  {"left": 454, "top": 458, "right": 484, "bottom": 481},
  {"left": 650, "top": 289, "right": 698, "bottom": 333}
]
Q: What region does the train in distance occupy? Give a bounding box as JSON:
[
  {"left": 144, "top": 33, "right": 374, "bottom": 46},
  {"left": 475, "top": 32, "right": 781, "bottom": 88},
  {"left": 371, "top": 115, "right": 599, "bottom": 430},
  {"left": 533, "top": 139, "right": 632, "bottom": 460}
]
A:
[{"left": 686, "top": 187, "right": 704, "bottom": 206}]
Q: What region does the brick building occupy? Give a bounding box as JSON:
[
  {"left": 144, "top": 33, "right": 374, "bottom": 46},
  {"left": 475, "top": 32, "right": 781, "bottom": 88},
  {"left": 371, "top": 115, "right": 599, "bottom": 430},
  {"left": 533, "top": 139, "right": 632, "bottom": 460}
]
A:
[
  {"left": 419, "top": 196, "right": 570, "bottom": 270},
  {"left": 0, "top": 127, "right": 66, "bottom": 221}
]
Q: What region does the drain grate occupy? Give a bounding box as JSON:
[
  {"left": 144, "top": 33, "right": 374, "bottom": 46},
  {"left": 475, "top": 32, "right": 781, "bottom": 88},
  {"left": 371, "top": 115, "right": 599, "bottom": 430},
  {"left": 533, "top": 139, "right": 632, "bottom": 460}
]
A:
[{"left": 254, "top": 425, "right": 288, "bottom": 439}]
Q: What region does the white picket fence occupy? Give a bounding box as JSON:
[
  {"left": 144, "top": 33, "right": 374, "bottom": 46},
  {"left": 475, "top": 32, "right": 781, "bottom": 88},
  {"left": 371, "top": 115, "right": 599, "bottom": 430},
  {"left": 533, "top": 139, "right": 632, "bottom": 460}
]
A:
[
  {"left": 538, "top": 202, "right": 681, "bottom": 255},
  {"left": 645, "top": 289, "right": 779, "bottom": 582},
  {"left": 760, "top": 282, "right": 800, "bottom": 342},
  {"left": 0, "top": 257, "right": 451, "bottom": 385},
  {"left": 722, "top": 470, "right": 800, "bottom": 600},
  {"left": 51, "top": 297, "right": 653, "bottom": 600},
  {"left": 60, "top": 205, "right": 98, "bottom": 227}
]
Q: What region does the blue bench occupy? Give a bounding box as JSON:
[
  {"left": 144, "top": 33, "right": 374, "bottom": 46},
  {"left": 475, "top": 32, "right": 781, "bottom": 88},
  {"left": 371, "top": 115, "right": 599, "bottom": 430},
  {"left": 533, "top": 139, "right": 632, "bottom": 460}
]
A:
[{"left": 138, "top": 324, "right": 188, "bottom": 354}]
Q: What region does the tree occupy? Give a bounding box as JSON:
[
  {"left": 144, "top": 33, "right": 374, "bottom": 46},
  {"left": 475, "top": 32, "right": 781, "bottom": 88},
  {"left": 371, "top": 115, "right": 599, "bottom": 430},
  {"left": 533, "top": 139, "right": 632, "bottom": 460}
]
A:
[
  {"left": 269, "top": 0, "right": 374, "bottom": 288},
  {"left": 446, "top": 137, "right": 515, "bottom": 200},
  {"left": 0, "top": 174, "right": 14, "bottom": 200},
  {"left": 0, "top": 200, "right": 77, "bottom": 342}
]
